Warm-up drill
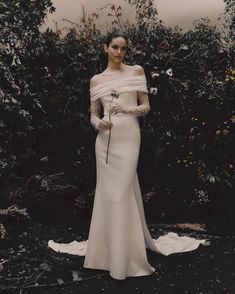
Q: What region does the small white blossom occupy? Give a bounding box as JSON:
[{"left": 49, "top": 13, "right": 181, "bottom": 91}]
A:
[
  {"left": 166, "top": 68, "right": 173, "bottom": 76},
  {"left": 166, "top": 131, "right": 171, "bottom": 137},
  {"left": 150, "top": 87, "right": 158, "bottom": 95},
  {"left": 135, "top": 50, "right": 142, "bottom": 55},
  {"left": 5, "top": 43, "right": 11, "bottom": 55},
  {"left": 19, "top": 109, "right": 30, "bottom": 117},
  {"left": 179, "top": 44, "right": 189, "bottom": 50},
  {"left": 151, "top": 72, "right": 160, "bottom": 78},
  {"left": 207, "top": 174, "right": 216, "bottom": 183},
  {"left": 11, "top": 56, "right": 17, "bottom": 66},
  {"left": 209, "top": 176, "right": 216, "bottom": 183}
]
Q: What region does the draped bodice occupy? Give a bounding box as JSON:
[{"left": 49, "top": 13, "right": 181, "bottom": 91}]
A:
[{"left": 90, "top": 75, "right": 149, "bottom": 116}]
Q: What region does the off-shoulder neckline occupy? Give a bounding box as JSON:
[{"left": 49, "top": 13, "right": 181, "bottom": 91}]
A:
[{"left": 90, "top": 75, "right": 146, "bottom": 91}]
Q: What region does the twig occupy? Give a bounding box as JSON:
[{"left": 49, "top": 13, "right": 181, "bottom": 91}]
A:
[{"left": 7, "top": 273, "right": 109, "bottom": 291}]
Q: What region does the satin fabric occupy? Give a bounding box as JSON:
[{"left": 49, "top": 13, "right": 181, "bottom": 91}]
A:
[{"left": 48, "top": 75, "right": 209, "bottom": 280}]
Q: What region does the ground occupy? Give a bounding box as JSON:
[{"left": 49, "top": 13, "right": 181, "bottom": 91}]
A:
[{"left": 0, "top": 218, "right": 235, "bottom": 294}]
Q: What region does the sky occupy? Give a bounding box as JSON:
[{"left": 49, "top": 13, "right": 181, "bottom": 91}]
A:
[{"left": 42, "top": 0, "right": 226, "bottom": 32}]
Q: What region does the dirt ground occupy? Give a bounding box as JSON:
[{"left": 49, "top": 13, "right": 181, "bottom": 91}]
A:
[{"left": 1, "top": 218, "right": 235, "bottom": 294}]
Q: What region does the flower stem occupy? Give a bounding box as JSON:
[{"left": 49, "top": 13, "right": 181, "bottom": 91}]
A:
[{"left": 106, "top": 97, "right": 114, "bottom": 164}]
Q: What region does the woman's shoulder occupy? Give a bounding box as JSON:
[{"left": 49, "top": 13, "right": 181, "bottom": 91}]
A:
[
  {"left": 90, "top": 73, "right": 103, "bottom": 88},
  {"left": 124, "top": 64, "right": 145, "bottom": 75},
  {"left": 125, "top": 64, "right": 144, "bottom": 73},
  {"left": 132, "top": 64, "right": 145, "bottom": 76}
]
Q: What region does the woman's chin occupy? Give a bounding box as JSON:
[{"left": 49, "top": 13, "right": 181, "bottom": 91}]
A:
[
  {"left": 113, "top": 57, "right": 123, "bottom": 62},
  {"left": 115, "top": 59, "right": 123, "bottom": 64}
]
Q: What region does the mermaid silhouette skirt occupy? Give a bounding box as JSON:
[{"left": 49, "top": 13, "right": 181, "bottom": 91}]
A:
[
  {"left": 48, "top": 113, "right": 208, "bottom": 280},
  {"left": 83, "top": 114, "right": 157, "bottom": 279}
]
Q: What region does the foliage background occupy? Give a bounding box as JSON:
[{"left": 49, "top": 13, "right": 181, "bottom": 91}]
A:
[{"left": 0, "top": 0, "right": 234, "bottom": 224}]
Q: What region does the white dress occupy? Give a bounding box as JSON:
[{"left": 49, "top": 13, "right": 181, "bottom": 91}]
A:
[{"left": 48, "top": 74, "right": 210, "bottom": 280}]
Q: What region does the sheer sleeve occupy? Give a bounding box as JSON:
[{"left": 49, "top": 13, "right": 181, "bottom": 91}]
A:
[
  {"left": 90, "top": 99, "right": 102, "bottom": 130},
  {"left": 120, "top": 71, "right": 150, "bottom": 117},
  {"left": 121, "top": 91, "right": 150, "bottom": 117}
]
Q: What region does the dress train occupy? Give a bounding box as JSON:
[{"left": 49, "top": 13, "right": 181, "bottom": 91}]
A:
[{"left": 48, "top": 74, "right": 210, "bottom": 280}]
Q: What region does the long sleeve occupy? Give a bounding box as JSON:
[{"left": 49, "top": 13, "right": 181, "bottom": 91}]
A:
[
  {"left": 121, "top": 92, "right": 150, "bottom": 117},
  {"left": 90, "top": 99, "right": 102, "bottom": 130}
]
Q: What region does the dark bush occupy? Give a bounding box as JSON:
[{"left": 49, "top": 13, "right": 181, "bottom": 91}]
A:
[{"left": 0, "top": 0, "right": 234, "bottom": 222}]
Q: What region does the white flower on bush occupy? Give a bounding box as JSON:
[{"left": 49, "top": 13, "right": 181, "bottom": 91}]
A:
[
  {"left": 166, "top": 131, "right": 171, "bottom": 137},
  {"left": 150, "top": 87, "right": 158, "bottom": 95},
  {"left": 179, "top": 44, "right": 189, "bottom": 50},
  {"left": 11, "top": 56, "right": 17, "bottom": 66},
  {"left": 44, "top": 66, "right": 51, "bottom": 77},
  {"left": 19, "top": 109, "right": 31, "bottom": 119},
  {"left": 166, "top": 68, "right": 173, "bottom": 76},
  {"left": 11, "top": 55, "right": 21, "bottom": 67},
  {"left": 206, "top": 173, "right": 216, "bottom": 183},
  {"left": 151, "top": 72, "right": 160, "bottom": 78},
  {"left": 135, "top": 50, "right": 142, "bottom": 55}
]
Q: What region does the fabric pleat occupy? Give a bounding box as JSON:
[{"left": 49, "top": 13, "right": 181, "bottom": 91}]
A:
[{"left": 90, "top": 75, "right": 148, "bottom": 101}]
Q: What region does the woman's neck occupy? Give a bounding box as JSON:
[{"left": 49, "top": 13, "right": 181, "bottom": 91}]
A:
[{"left": 106, "top": 61, "right": 125, "bottom": 72}]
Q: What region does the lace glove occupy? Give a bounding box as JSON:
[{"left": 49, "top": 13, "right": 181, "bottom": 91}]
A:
[
  {"left": 90, "top": 99, "right": 102, "bottom": 130},
  {"left": 110, "top": 92, "right": 150, "bottom": 117}
]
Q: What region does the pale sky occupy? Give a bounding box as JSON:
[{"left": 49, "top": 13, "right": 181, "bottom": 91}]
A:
[{"left": 42, "top": 0, "right": 225, "bottom": 32}]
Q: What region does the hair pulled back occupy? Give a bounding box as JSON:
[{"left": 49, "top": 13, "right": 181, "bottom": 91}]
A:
[
  {"left": 105, "top": 31, "right": 128, "bottom": 47},
  {"left": 96, "top": 31, "right": 129, "bottom": 73}
]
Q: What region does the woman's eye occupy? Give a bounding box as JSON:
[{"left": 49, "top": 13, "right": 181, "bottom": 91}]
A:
[{"left": 111, "top": 45, "right": 126, "bottom": 51}]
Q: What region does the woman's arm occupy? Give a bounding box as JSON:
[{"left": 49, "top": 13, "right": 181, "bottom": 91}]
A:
[
  {"left": 109, "top": 65, "right": 151, "bottom": 117},
  {"left": 90, "top": 76, "right": 113, "bottom": 130},
  {"left": 90, "top": 99, "right": 103, "bottom": 130},
  {"left": 110, "top": 91, "right": 150, "bottom": 117}
]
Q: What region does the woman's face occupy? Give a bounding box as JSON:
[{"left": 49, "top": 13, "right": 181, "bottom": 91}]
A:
[{"left": 104, "top": 37, "right": 127, "bottom": 64}]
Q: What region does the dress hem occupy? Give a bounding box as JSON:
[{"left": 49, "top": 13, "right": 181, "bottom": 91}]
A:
[{"left": 83, "top": 264, "right": 156, "bottom": 280}]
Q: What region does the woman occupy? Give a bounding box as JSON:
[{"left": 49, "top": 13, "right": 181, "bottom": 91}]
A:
[{"left": 48, "top": 31, "right": 209, "bottom": 280}]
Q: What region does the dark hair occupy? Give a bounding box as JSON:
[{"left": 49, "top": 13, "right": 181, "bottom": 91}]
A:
[
  {"left": 95, "top": 31, "right": 128, "bottom": 73},
  {"left": 105, "top": 31, "right": 128, "bottom": 47}
]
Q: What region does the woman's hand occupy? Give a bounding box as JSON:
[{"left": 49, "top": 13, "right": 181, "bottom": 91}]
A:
[
  {"left": 109, "top": 101, "right": 124, "bottom": 114},
  {"left": 97, "top": 117, "right": 113, "bottom": 130}
]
